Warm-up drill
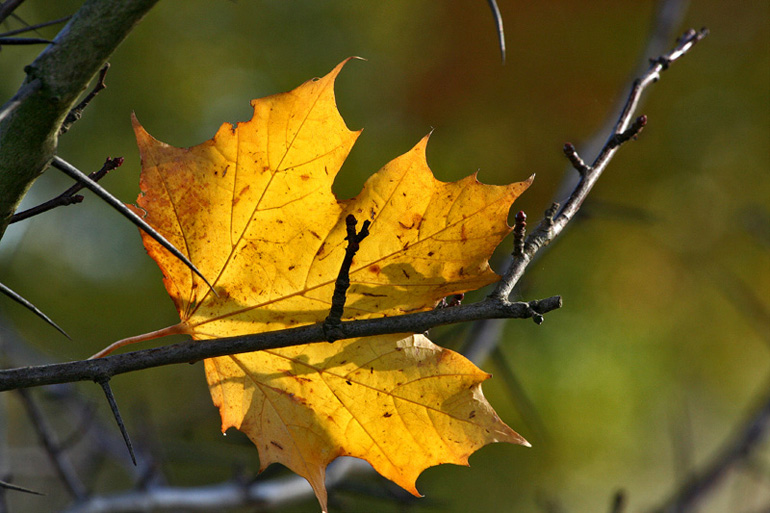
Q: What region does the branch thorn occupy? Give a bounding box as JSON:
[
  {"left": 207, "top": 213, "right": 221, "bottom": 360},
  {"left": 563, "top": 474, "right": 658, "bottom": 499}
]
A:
[
  {"left": 0, "top": 281, "right": 69, "bottom": 338},
  {"left": 97, "top": 378, "right": 137, "bottom": 466},
  {"left": 50, "top": 156, "right": 217, "bottom": 296}
]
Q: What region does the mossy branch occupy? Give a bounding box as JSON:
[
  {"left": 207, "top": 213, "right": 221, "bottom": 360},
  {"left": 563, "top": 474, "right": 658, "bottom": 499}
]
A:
[{"left": 0, "top": 0, "right": 159, "bottom": 238}]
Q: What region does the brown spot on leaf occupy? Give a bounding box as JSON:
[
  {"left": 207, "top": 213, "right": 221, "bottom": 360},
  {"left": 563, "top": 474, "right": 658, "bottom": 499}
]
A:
[
  {"left": 469, "top": 411, "right": 476, "bottom": 419},
  {"left": 383, "top": 412, "right": 392, "bottom": 418},
  {"left": 270, "top": 441, "right": 284, "bottom": 450},
  {"left": 368, "top": 264, "right": 381, "bottom": 274},
  {"left": 300, "top": 174, "right": 310, "bottom": 181}
]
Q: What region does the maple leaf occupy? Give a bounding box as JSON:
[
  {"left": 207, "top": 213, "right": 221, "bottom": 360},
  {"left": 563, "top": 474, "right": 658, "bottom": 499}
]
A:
[{"left": 130, "top": 60, "right": 531, "bottom": 511}]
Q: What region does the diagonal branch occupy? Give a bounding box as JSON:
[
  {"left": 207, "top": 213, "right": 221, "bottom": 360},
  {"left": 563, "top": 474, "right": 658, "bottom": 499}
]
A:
[
  {"left": 492, "top": 28, "right": 708, "bottom": 301},
  {"left": 50, "top": 156, "right": 215, "bottom": 293},
  {"left": 650, "top": 375, "right": 770, "bottom": 513},
  {"left": 11, "top": 156, "right": 122, "bottom": 223},
  {"left": 16, "top": 388, "right": 88, "bottom": 500}
]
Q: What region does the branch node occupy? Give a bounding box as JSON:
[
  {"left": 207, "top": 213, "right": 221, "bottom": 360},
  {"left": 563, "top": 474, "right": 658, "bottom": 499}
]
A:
[
  {"left": 437, "top": 293, "right": 465, "bottom": 309},
  {"left": 543, "top": 203, "right": 560, "bottom": 229},
  {"left": 609, "top": 115, "right": 648, "bottom": 149},
  {"left": 512, "top": 210, "right": 527, "bottom": 257},
  {"left": 323, "top": 215, "right": 370, "bottom": 342},
  {"left": 59, "top": 63, "right": 110, "bottom": 135},
  {"left": 97, "top": 378, "right": 137, "bottom": 466},
  {"left": 563, "top": 143, "right": 590, "bottom": 176}
]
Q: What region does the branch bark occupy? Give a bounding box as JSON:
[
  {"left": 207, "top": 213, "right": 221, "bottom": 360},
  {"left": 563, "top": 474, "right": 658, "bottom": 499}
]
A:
[
  {"left": 0, "top": 295, "right": 561, "bottom": 391},
  {"left": 0, "top": 0, "right": 159, "bottom": 238}
]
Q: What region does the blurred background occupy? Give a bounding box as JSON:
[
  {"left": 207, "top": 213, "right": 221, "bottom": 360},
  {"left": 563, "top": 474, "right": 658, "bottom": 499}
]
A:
[{"left": 0, "top": 0, "right": 768, "bottom": 511}]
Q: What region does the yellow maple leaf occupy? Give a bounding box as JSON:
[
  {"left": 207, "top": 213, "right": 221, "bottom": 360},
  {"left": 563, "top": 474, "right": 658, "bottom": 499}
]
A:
[{"left": 130, "top": 60, "right": 531, "bottom": 511}]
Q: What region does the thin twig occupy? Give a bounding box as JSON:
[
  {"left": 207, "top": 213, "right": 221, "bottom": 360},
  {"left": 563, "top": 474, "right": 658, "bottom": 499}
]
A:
[
  {"left": 0, "top": 281, "right": 69, "bottom": 338},
  {"left": 323, "top": 214, "right": 370, "bottom": 342},
  {"left": 16, "top": 388, "right": 87, "bottom": 501},
  {"left": 0, "top": 295, "right": 561, "bottom": 391},
  {"left": 492, "top": 28, "right": 708, "bottom": 301},
  {"left": 0, "top": 15, "right": 70, "bottom": 37},
  {"left": 0, "top": 479, "right": 43, "bottom": 496},
  {"left": 650, "top": 375, "right": 770, "bottom": 513},
  {"left": 49, "top": 156, "right": 217, "bottom": 295},
  {"left": 11, "top": 156, "right": 123, "bottom": 223},
  {"left": 59, "top": 63, "right": 109, "bottom": 135},
  {"left": 61, "top": 457, "right": 372, "bottom": 513}
]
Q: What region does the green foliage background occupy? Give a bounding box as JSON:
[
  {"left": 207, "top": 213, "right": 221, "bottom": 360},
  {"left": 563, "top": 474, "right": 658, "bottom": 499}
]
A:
[{"left": 0, "top": 1, "right": 768, "bottom": 512}]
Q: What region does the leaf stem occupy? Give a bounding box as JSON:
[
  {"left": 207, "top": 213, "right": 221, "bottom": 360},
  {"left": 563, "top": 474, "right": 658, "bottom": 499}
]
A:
[{"left": 89, "top": 323, "right": 192, "bottom": 359}]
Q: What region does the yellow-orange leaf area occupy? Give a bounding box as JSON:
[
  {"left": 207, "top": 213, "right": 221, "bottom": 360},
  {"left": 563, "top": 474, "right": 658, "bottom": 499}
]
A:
[{"left": 131, "top": 60, "right": 532, "bottom": 511}]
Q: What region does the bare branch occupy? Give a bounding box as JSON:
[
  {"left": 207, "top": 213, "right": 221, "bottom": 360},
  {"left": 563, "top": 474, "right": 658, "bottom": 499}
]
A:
[
  {"left": 61, "top": 457, "right": 372, "bottom": 513},
  {"left": 16, "top": 388, "right": 88, "bottom": 500},
  {"left": 492, "top": 28, "right": 708, "bottom": 301},
  {"left": 650, "top": 376, "right": 770, "bottom": 513},
  {"left": 11, "top": 156, "right": 122, "bottom": 223},
  {"left": 0, "top": 295, "right": 561, "bottom": 391},
  {"left": 0, "top": 0, "right": 25, "bottom": 25}
]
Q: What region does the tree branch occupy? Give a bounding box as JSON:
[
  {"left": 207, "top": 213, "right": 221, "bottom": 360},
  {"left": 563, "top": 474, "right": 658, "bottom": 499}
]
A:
[
  {"left": 650, "top": 376, "right": 770, "bottom": 513},
  {"left": 0, "top": 0, "right": 159, "bottom": 238},
  {"left": 0, "top": 295, "right": 561, "bottom": 391},
  {"left": 492, "top": 28, "right": 708, "bottom": 301}
]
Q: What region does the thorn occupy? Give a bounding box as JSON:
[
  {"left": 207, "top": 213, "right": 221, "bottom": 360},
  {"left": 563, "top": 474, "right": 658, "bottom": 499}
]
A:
[
  {"left": 50, "top": 156, "right": 217, "bottom": 295},
  {"left": 0, "top": 479, "right": 44, "bottom": 496},
  {"left": 97, "top": 378, "right": 137, "bottom": 466},
  {"left": 0, "top": 37, "right": 54, "bottom": 45},
  {"left": 0, "top": 282, "right": 70, "bottom": 338},
  {"left": 485, "top": 0, "right": 506, "bottom": 64}
]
